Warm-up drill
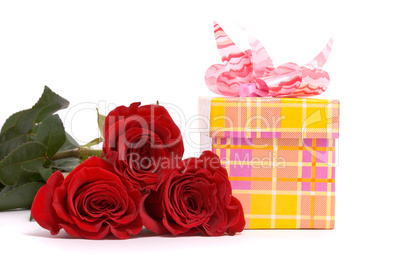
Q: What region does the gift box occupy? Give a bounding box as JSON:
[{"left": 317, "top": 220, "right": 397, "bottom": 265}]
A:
[
  {"left": 201, "top": 22, "right": 339, "bottom": 229},
  {"left": 199, "top": 97, "right": 339, "bottom": 229}
]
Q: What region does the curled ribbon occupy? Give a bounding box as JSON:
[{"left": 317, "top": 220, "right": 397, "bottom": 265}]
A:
[{"left": 205, "top": 22, "right": 333, "bottom": 97}]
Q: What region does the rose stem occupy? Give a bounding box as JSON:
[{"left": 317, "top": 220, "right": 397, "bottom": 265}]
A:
[{"left": 51, "top": 148, "right": 103, "bottom": 161}]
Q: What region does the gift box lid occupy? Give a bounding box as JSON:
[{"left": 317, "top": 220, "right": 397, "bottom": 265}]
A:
[{"left": 199, "top": 97, "right": 340, "bottom": 139}]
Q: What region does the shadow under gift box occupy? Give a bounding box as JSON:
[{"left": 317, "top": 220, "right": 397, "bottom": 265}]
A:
[{"left": 199, "top": 97, "right": 340, "bottom": 229}]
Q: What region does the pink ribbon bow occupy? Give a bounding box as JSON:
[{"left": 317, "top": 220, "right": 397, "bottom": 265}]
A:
[{"left": 205, "top": 22, "right": 333, "bottom": 97}]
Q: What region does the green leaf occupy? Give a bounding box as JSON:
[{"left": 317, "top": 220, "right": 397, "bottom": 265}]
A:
[
  {"left": 35, "top": 115, "right": 66, "bottom": 158},
  {"left": 15, "top": 86, "right": 69, "bottom": 134},
  {"left": 19, "top": 164, "right": 52, "bottom": 183},
  {"left": 38, "top": 167, "right": 53, "bottom": 181},
  {"left": 0, "top": 110, "right": 27, "bottom": 133},
  {"left": 97, "top": 108, "right": 106, "bottom": 138},
  {"left": 82, "top": 137, "right": 103, "bottom": 148},
  {"left": 0, "top": 185, "right": 12, "bottom": 196},
  {"left": 43, "top": 158, "right": 52, "bottom": 168},
  {"left": 0, "top": 182, "right": 44, "bottom": 211},
  {"left": 14, "top": 168, "right": 43, "bottom": 186},
  {"left": 0, "top": 130, "right": 29, "bottom": 160},
  {"left": 27, "top": 123, "right": 40, "bottom": 141},
  {"left": 14, "top": 109, "right": 41, "bottom": 134},
  {"left": 30, "top": 123, "right": 39, "bottom": 134},
  {"left": 0, "top": 141, "right": 47, "bottom": 185},
  {"left": 60, "top": 132, "right": 79, "bottom": 151},
  {"left": 32, "top": 86, "right": 70, "bottom": 123},
  {"left": 51, "top": 132, "right": 80, "bottom": 170},
  {"left": 0, "top": 127, "right": 20, "bottom": 143},
  {"left": 52, "top": 157, "right": 80, "bottom": 172}
]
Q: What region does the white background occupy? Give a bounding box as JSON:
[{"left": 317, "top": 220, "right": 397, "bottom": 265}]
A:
[{"left": 0, "top": 0, "right": 401, "bottom": 268}]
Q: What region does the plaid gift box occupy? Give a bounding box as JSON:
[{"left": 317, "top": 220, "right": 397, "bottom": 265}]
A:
[{"left": 199, "top": 97, "right": 340, "bottom": 229}]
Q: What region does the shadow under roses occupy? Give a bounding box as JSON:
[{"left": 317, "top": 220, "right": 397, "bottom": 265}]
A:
[
  {"left": 25, "top": 226, "right": 239, "bottom": 240},
  {"left": 25, "top": 227, "right": 155, "bottom": 240}
]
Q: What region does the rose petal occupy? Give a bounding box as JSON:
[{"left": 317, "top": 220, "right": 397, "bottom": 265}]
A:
[
  {"left": 65, "top": 156, "right": 116, "bottom": 182},
  {"left": 31, "top": 171, "right": 65, "bottom": 235},
  {"left": 201, "top": 203, "right": 226, "bottom": 236},
  {"left": 53, "top": 180, "right": 74, "bottom": 224},
  {"left": 65, "top": 169, "right": 130, "bottom": 233},
  {"left": 226, "top": 196, "right": 246, "bottom": 235},
  {"left": 140, "top": 190, "right": 169, "bottom": 235},
  {"left": 162, "top": 214, "right": 191, "bottom": 235},
  {"left": 60, "top": 223, "right": 110, "bottom": 240},
  {"left": 104, "top": 102, "right": 141, "bottom": 135},
  {"left": 109, "top": 216, "right": 143, "bottom": 239},
  {"left": 66, "top": 168, "right": 124, "bottom": 217}
]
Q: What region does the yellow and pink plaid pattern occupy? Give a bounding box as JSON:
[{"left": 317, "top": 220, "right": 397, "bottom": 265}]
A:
[
  {"left": 208, "top": 97, "right": 340, "bottom": 229},
  {"left": 210, "top": 97, "right": 339, "bottom": 139}
]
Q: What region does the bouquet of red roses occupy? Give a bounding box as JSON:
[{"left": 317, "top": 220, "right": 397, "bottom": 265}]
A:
[{"left": 0, "top": 87, "right": 245, "bottom": 239}]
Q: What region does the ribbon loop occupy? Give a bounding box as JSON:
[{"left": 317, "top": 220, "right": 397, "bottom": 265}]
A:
[{"left": 239, "top": 83, "right": 258, "bottom": 97}]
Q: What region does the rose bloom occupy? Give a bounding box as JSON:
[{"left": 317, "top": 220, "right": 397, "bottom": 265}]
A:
[
  {"left": 102, "top": 102, "right": 184, "bottom": 190},
  {"left": 31, "top": 157, "right": 143, "bottom": 239},
  {"left": 140, "top": 151, "right": 245, "bottom": 236}
]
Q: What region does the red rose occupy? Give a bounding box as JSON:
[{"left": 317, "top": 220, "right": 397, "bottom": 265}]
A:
[
  {"left": 140, "top": 151, "right": 245, "bottom": 236},
  {"left": 102, "top": 102, "right": 184, "bottom": 190},
  {"left": 31, "top": 157, "right": 143, "bottom": 239}
]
